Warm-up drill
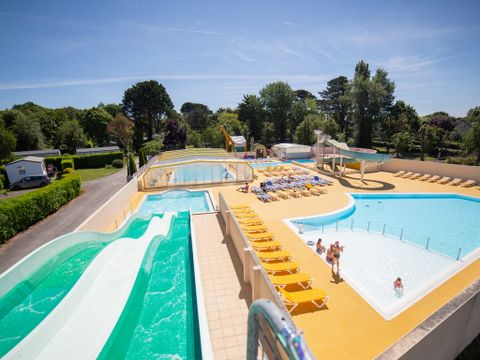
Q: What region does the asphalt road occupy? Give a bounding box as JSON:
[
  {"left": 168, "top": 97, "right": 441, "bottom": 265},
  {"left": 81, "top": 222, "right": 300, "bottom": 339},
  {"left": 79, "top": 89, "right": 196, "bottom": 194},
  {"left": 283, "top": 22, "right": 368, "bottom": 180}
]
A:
[{"left": 0, "top": 168, "right": 128, "bottom": 273}]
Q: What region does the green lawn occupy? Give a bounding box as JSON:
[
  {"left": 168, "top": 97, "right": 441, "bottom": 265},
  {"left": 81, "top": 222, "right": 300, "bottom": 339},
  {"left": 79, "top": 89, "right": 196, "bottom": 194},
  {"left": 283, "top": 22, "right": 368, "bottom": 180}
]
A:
[{"left": 75, "top": 167, "right": 122, "bottom": 182}]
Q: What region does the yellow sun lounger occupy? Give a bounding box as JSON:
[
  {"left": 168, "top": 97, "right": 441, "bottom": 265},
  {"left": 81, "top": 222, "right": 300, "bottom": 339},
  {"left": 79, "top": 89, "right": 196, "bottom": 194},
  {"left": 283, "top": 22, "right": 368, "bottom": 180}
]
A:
[
  {"left": 438, "top": 176, "right": 451, "bottom": 184},
  {"left": 418, "top": 174, "right": 431, "bottom": 181},
  {"left": 261, "top": 261, "right": 300, "bottom": 274},
  {"left": 448, "top": 178, "right": 463, "bottom": 186},
  {"left": 278, "top": 287, "right": 329, "bottom": 314},
  {"left": 230, "top": 204, "right": 251, "bottom": 209},
  {"left": 232, "top": 208, "right": 255, "bottom": 214},
  {"left": 427, "top": 175, "right": 441, "bottom": 183},
  {"left": 269, "top": 273, "right": 312, "bottom": 289},
  {"left": 401, "top": 171, "right": 414, "bottom": 178},
  {"left": 410, "top": 173, "right": 422, "bottom": 179},
  {"left": 276, "top": 191, "right": 291, "bottom": 199},
  {"left": 241, "top": 224, "right": 269, "bottom": 233},
  {"left": 247, "top": 232, "right": 275, "bottom": 241},
  {"left": 460, "top": 180, "right": 476, "bottom": 188},
  {"left": 251, "top": 241, "right": 282, "bottom": 251},
  {"left": 235, "top": 212, "right": 259, "bottom": 219},
  {"left": 255, "top": 250, "right": 291, "bottom": 262},
  {"left": 393, "top": 171, "right": 406, "bottom": 177},
  {"left": 237, "top": 218, "right": 263, "bottom": 225}
]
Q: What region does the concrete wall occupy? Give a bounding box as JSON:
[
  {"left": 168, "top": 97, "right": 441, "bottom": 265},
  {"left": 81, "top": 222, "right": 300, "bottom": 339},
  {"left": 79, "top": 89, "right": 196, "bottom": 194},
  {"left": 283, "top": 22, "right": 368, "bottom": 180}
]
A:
[
  {"left": 377, "top": 279, "right": 480, "bottom": 360},
  {"left": 218, "top": 193, "right": 289, "bottom": 311},
  {"left": 76, "top": 177, "right": 139, "bottom": 232},
  {"left": 381, "top": 158, "right": 480, "bottom": 182}
]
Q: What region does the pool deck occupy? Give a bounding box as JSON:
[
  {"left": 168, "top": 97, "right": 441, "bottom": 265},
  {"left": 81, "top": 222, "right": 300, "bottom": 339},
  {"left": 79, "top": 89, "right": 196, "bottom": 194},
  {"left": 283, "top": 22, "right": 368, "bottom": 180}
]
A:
[
  {"left": 127, "top": 169, "right": 480, "bottom": 359},
  {"left": 205, "top": 169, "right": 480, "bottom": 359}
]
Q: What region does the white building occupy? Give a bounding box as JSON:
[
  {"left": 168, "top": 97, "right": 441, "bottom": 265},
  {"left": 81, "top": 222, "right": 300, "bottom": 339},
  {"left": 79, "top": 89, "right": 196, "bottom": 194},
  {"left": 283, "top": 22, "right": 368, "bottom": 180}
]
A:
[
  {"left": 272, "top": 143, "right": 312, "bottom": 160},
  {"left": 5, "top": 156, "right": 47, "bottom": 184}
]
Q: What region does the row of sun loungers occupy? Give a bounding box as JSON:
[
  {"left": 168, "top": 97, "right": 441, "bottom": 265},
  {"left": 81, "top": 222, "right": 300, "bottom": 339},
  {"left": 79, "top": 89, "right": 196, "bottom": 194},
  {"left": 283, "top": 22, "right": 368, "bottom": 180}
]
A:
[
  {"left": 230, "top": 204, "right": 329, "bottom": 313},
  {"left": 257, "top": 165, "right": 309, "bottom": 177},
  {"left": 393, "top": 171, "right": 476, "bottom": 187},
  {"left": 251, "top": 175, "right": 332, "bottom": 202}
]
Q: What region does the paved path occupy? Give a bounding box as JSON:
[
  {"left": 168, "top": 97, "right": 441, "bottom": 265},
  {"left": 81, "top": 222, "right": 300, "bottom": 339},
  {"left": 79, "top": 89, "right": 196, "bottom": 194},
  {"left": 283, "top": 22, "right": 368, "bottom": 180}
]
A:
[{"left": 0, "top": 169, "right": 127, "bottom": 273}]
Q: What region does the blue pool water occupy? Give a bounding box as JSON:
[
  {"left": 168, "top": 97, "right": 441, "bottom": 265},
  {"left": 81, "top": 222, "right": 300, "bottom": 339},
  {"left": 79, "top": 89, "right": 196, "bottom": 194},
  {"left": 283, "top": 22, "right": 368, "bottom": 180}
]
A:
[
  {"left": 138, "top": 190, "right": 213, "bottom": 215},
  {"left": 171, "top": 163, "right": 233, "bottom": 183},
  {"left": 293, "top": 193, "right": 480, "bottom": 259},
  {"left": 249, "top": 159, "right": 314, "bottom": 170},
  {"left": 289, "top": 193, "right": 480, "bottom": 318}
]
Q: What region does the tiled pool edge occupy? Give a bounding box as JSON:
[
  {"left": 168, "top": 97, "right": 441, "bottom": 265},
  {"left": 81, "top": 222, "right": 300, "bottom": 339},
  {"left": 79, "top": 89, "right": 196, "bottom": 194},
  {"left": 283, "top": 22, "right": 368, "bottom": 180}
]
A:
[
  {"left": 189, "top": 212, "right": 214, "bottom": 359},
  {"left": 375, "top": 278, "right": 480, "bottom": 360}
]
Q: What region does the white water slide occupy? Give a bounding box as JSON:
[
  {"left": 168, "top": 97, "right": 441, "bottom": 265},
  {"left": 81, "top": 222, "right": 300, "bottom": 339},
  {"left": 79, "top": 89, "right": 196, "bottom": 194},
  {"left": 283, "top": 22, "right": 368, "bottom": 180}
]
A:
[{"left": 5, "top": 213, "right": 174, "bottom": 360}]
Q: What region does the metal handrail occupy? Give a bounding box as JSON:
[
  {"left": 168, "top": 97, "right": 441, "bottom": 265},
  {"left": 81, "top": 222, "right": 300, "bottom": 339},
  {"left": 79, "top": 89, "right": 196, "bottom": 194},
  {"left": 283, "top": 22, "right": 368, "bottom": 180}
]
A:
[{"left": 247, "top": 299, "right": 316, "bottom": 360}]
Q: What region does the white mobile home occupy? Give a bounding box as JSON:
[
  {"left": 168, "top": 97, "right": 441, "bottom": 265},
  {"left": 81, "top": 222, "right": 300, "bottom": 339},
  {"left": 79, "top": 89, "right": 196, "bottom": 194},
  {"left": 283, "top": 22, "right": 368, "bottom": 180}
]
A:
[{"left": 5, "top": 156, "right": 48, "bottom": 184}]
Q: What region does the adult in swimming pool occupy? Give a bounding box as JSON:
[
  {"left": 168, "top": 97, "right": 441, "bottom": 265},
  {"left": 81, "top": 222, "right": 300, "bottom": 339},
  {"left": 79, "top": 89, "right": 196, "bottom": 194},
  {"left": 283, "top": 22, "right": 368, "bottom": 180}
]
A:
[
  {"left": 332, "top": 241, "right": 344, "bottom": 274},
  {"left": 393, "top": 277, "right": 404, "bottom": 291}
]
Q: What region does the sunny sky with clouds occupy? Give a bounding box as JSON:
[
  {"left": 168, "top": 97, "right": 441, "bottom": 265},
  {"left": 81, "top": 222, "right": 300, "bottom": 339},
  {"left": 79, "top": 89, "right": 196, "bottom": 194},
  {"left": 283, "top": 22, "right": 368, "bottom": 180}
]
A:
[{"left": 0, "top": 0, "right": 479, "bottom": 116}]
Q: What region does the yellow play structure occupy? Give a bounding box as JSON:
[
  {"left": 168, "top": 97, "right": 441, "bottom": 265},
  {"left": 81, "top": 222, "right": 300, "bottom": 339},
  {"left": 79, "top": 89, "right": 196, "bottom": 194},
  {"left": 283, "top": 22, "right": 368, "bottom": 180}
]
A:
[{"left": 220, "top": 125, "right": 246, "bottom": 153}]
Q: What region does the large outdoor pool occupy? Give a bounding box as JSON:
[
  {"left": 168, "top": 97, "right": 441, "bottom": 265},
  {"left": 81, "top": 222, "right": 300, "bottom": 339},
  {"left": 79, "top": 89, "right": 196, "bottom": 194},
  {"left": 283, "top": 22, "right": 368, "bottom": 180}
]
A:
[
  {"left": 170, "top": 163, "right": 234, "bottom": 184},
  {"left": 249, "top": 158, "right": 315, "bottom": 170},
  {"left": 138, "top": 190, "right": 214, "bottom": 215},
  {"left": 287, "top": 193, "right": 480, "bottom": 319}
]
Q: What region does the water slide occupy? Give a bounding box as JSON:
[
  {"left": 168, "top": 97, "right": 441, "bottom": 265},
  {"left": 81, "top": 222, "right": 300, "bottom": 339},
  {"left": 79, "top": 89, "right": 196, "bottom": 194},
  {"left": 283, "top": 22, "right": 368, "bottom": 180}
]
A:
[
  {"left": 3, "top": 213, "right": 174, "bottom": 359},
  {"left": 326, "top": 139, "right": 390, "bottom": 163}
]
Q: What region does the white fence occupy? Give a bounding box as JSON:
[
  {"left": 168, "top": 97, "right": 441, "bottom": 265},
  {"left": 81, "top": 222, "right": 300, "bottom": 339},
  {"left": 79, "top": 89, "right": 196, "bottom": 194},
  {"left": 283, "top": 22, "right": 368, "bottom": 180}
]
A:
[
  {"left": 381, "top": 158, "right": 480, "bottom": 182},
  {"left": 76, "top": 177, "right": 139, "bottom": 232}
]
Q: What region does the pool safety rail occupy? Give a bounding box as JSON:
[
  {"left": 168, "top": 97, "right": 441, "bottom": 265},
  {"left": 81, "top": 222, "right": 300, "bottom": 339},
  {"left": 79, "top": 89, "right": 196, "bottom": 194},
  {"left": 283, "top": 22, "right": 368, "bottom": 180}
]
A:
[
  {"left": 247, "top": 299, "right": 315, "bottom": 360},
  {"left": 308, "top": 219, "right": 464, "bottom": 261}
]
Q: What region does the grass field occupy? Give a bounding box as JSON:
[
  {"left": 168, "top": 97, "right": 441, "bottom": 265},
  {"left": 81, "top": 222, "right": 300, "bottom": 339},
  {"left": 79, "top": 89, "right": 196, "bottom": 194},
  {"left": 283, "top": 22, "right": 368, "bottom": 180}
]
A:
[{"left": 75, "top": 167, "right": 122, "bottom": 182}]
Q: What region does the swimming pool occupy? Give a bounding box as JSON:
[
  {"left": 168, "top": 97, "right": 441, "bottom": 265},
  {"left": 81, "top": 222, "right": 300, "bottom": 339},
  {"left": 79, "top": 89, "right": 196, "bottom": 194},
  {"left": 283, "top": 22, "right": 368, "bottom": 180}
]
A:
[
  {"left": 287, "top": 193, "right": 480, "bottom": 319},
  {"left": 170, "top": 163, "right": 234, "bottom": 184},
  {"left": 138, "top": 190, "right": 214, "bottom": 215},
  {"left": 249, "top": 159, "right": 315, "bottom": 169}
]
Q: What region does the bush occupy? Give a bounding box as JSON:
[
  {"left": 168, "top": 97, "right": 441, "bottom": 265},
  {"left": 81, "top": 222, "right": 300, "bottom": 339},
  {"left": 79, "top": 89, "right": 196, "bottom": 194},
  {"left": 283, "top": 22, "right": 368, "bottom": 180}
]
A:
[
  {"left": 112, "top": 159, "right": 124, "bottom": 168},
  {"left": 45, "top": 152, "right": 123, "bottom": 170},
  {"left": 127, "top": 153, "right": 137, "bottom": 176},
  {"left": 0, "top": 174, "right": 82, "bottom": 243},
  {"left": 63, "top": 168, "right": 74, "bottom": 174},
  {"left": 61, "top": 159, "right": 74, "bottom": 171},
  {"left": 445, "top": 156, "right": 477, "bottom": 166}
]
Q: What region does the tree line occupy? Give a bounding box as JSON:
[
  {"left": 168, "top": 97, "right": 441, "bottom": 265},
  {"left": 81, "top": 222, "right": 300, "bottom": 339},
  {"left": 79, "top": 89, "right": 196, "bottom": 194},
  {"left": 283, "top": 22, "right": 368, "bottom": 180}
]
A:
[{"left": 0, "top": 60, "right": 479, "bottom": 165}]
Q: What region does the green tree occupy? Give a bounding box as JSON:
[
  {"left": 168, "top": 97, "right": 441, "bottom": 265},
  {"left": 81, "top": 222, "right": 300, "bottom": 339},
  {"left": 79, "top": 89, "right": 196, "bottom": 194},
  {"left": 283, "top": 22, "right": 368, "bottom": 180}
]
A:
[
  {"left": 464, "top": 107, "right": 480, "bottom": 163},
  {"left": 180, "top": 102, "right": 212, "bottom": 131},
  {"left": 237, "top": 95, "right": 265, "bottom": 141},
  {"left": 0, "top": 127, "right": 16, "bottom": 161},
  {"left": 261, "top": 121, "right": 275, "bottom": 146},
  {"left": 108, "top": 113, "right": 134, "bottom": 150},
  {"left": 123, "top": 80, "right": 173, "bottom": 141},
  {"left": 419, "top": 119, "right": 437, "bottom": 161},
  {"left": 12, "top": 112, "right": 45, "bottom": 150},
  {"left": 260, "top": 82, "right": 294, "bottom": 141},
  {"left": 127, "top": 153, "right": 137, "bottom": 176},
  {"left": 319, "top": 76, "right": 351, "bottom": 136},
  {"left": 392, "top": 131, "right": 412, "bottom": 157},
  {"left": 99, "top": 103, "right": 123, "bottom": 118},
  {"left": 57, "top": 119, "right": 87, "bottom": 154},
  {"left": 138, "top": 147, "right": 147, "bottom": 167},
  {"left": 293, "top": 113, "right": 335, "bottom": 144},
  {"left": 142, "top": 140, "right": 163, "bottom": 156},
  {"left": 82, "top": 107, "right": 113, "bottom": 146},
  {"left": 351, "top": 61, "right": 372, "bottom": 148},
  {"left": 290, "top": 98, "right": 317, "bottom": 141},
  {"left": 163, "top": 119, "right": 186, "bottom": 150}
]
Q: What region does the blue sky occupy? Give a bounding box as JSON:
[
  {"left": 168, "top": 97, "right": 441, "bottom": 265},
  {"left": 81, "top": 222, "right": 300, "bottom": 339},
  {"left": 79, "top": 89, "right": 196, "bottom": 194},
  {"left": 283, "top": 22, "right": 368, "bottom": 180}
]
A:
[{"left": 0, "top": 0, "right": 479, "bottom": 116}]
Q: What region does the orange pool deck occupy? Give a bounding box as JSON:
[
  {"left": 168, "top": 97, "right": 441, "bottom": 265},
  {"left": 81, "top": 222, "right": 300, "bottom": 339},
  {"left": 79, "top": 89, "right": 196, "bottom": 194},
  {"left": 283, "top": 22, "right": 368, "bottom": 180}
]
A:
[{"left": 133, "top": 170, "right": 480, "bottom": 359}]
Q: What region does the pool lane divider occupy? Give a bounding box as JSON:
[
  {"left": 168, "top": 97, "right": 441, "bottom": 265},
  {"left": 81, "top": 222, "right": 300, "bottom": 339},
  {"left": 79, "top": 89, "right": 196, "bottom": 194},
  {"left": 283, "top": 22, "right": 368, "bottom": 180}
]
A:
[{"left": 4, "top": 213, "right": 174, "bottom": 360}]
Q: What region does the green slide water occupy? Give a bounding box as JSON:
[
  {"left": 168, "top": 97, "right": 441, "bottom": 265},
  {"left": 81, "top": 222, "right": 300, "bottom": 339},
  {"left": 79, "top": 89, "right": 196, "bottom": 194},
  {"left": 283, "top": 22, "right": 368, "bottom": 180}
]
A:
[{"left": 99, "top": 211, "right": 201, "bottom": 359}]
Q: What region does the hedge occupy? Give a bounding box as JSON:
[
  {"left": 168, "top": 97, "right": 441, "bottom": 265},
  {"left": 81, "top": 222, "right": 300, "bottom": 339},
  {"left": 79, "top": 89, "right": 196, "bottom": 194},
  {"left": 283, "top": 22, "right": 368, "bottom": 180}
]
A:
[
  {"left": 0, "top": 174, "right": 82, "bottom": 243},
  {"left": 45, "top": 152, "right": 123, "bottom": 170},
  {"left": 61, "top": 158, "right": 74, "bottom": 171}
]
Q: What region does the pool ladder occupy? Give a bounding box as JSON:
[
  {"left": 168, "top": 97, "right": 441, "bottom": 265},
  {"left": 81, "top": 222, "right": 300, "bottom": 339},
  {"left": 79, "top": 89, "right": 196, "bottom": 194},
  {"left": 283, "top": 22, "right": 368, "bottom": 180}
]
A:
[{"left": 246, "top": 299, "right": 315, "bottom": 360}]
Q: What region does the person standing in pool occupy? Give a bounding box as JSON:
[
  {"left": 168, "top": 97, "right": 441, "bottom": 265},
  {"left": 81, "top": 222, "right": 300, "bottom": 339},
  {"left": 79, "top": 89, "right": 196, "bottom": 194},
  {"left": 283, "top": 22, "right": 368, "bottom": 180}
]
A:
[
  {"left": 332, "top": 241, "right": 344, "bottom": 274},
  {"left": 394, "top": 277, "right": 404, "bottom": 291}
]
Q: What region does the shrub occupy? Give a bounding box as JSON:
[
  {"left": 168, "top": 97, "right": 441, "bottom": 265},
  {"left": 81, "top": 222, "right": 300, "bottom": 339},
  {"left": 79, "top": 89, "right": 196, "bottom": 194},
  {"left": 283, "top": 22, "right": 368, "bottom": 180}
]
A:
[
  {"left": 112, "top": 159, "right": 124, "bottom": 168},
  {"left": 45, "top": 152, "right": 123, "bottom": 170},
  {"left": 61, "top": 159, "right": 74, "bottom": 171},
  {"left": 139, "top": 147, "right": 147, "bottom": 167},
  {"left": 445, "top": 156, "right": 477, "bottom": 166},
  {"left": 0, "top": 174, "right": 82, "bottom": 243},
  {"left": 63, "top": 168, "right": 74, "bottom": 174},
  {"left": 127, "top": 153, "right": 137, "bottom": 176}
]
